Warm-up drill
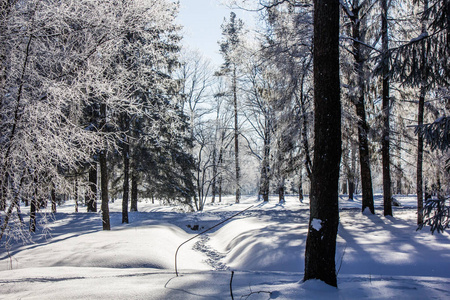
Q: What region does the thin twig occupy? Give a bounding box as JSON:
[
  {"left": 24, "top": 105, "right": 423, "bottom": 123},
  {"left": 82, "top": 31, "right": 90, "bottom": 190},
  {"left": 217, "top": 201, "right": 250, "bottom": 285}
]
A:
[{"left": 230, "top": 270, "right": 235, "bottom": 300}]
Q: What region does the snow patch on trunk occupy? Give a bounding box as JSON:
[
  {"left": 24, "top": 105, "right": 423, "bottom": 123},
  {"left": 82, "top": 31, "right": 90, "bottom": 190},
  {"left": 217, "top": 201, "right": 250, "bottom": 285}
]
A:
[{"left": 311, "top": 218, "right": 322, "bottom": 231}]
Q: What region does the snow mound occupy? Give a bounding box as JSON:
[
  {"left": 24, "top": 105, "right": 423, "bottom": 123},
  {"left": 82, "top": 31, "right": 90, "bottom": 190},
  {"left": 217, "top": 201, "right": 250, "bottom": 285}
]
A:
[{"left": 207, "top": 216, "right": 307, "bottom": 272}]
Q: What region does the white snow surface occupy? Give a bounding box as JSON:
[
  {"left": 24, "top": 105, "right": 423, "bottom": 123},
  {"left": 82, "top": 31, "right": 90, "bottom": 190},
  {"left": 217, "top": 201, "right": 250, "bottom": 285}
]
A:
[{"left": 1, "top": 194, "right": 450, "bottom": 299}]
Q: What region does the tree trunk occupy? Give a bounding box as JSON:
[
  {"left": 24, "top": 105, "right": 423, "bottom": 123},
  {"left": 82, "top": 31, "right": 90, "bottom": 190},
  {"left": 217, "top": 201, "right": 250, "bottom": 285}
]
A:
[
  {"left": 260, "top": 117, "right": 271, "bottom": 202},
  {"left": 300, "top": 94, "right": 313, "bottom": 180},
  {"left": 348, "top": 137, "right": 356, "bottom": 201},
  {"left": 350, "top": 0, "right": 375, "bottom": 214},
  {"left": 357, "top": 90, "right": 375, "bottom": 213},
  {"left": 348, "top": 179, "right": 355, "bottom": 201},
  {"left": 130, "top": 171, "right": 138, "bottom": 212},
  {"left": 417, "top": 0, "right": 428, "bottom": 225},
  {"left": 233, "top": 65, "right": 240, "bottom": 203},
  {"left": 0, "top": 173, "right": 7, "bottom": 211},
  {"left": 278, "top": 178, "right": 285, "bottom": 203},
  {"left": 299, "top": 168, "right": 304, "bottom": 202},
  {"left": 51, "top": 183, "right": 57, "bottom": 213},
  {"left": 417, "top": 89, "right": 425, "bottom": 225},
  {"left": 218, "top": 145, "right": 224, "bottom": 203},
  {"left": 304, "top": 0, "right": 341, "bottom": 287},
  {"left": 86, "top": 164, "right": 97, "bottom": 212},
  {"left": 381, "top": 0, "right": 392, "bottom": 216},
  {"left": 211, "top": 147, "right": 217, "bottom": 203},
  {"left": 74, "top": 177, "right": 78, "bottom": 213},
  {"left": 396, "top": 126, "right": 402, "bottom": 195},
  {"left": 99, "top": 103, "right": 110, "bottom": 230},
  {"left": 122, "top": 124, "right": 130, "bottom": 224},
  {"left": 30, "top": 180, "right": 37, "bottom": 232}
]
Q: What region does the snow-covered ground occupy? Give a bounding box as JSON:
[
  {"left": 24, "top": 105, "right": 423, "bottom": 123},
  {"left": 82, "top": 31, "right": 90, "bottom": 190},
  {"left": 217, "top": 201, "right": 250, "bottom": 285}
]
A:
[{"left": 1, "top": 194, "right": 450, "bottom": 299}]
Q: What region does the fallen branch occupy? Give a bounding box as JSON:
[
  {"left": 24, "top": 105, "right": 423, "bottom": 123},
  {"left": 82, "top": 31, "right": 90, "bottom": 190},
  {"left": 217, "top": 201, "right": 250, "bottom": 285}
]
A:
[
  {"left": 230, "top": 270, "right": 234, "bottom": 300},
  {"left": 240, "top": 290, "right": 272, "bottom": 300}
]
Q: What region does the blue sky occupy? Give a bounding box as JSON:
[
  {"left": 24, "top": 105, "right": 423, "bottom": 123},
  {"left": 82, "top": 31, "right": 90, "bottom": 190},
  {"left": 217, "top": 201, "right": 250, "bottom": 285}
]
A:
[{"left": 177, "top": 0, "right": 255, "bottom": 66}]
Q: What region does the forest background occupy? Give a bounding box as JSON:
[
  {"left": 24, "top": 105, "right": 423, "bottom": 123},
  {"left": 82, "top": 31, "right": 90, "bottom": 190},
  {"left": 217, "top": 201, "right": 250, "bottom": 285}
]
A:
[{"left": 0, "top": 0, "right": 449, "bottom": 274}]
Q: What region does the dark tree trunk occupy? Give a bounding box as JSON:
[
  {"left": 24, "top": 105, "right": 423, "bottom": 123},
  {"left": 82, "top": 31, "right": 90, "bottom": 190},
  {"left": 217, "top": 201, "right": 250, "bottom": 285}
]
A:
[
  {"left": 304, "top": 0, "right": 341, "bottom": 287},
  {"left": 51, "top": 184, "right": 56, "bottom": 213},
  {"left": 74, "top": 177, "right": 78, "bottom": 213},
  {"left": 30, "top": 181, "right": 38, "bottom": 232},
  {"left": 348, "top": 179, "right": 355, "bottom": 201},
  {"left": 86, "top": 164, "right": 97, "bottom": 212},
  {"left": 349, "top": 0, "right": 375, "bottom": 214},
  {"left": 347, "top": 136, "right": 356, "bottom": 201},
  {"left": 417, "top": 85, "right": 425, "bottom": 226},
  {"left": 233, "top": 66, "right": 240, "bottom": 203},
  {"left": 30, "top": 199, "right": 36, "bottom": 232},
  {"left": 218, "top": 147, "right": 223, "bottom": 203},
  {"left": 300, "top": 94, "right": 313, "bottom": 180},
  {"left": 357, "top": 92, "right": 375, "bottom": 213},
  {"left": 211, "top": 148, "right": 217, "bottom": 203},
  {"left": 0, "top": 173, "right": 7, "bottom": 211},
  {"left": 218, "top": 177, "right": 222, "bottom": 203},
  {"left": 100, "top": 103, "right": 110, "bottom": 230},
  {"left": 396, "top": 128, "right": 402, "bottom": 195},
  {"left": 381, "top": 0, "right": 392, "bottom": 216},
  {"left": 299, "top": 168, "right": 304, "bottom": 202},
  {"left": 417, "top": 0, "right": 428, "bottom": 225},
  {"left": 260, "top": 117, "right": 271, "bottom": 202},
  {"left": 122, "top": 122, "right": 130, "bottom": 223},
  {"left": 99, "top": 150, "right": 110, "bottom": 230},
  {"left": 278, "top": 181, "right": 285, "bottom": 204},
  {"left": 130, "top": 171, "right": 138, "bottom": 212}
]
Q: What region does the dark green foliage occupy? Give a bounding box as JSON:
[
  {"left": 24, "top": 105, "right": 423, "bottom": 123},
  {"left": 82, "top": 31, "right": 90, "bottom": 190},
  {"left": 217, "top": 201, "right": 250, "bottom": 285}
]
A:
[
  {"left": 417, "top": 197, "right": 450, "bottom": 233},
  {"left": 415, "top": 116, "right": 450, "bottom": 233},
  {"left": 392, "top": 0, "right": 450, "bottom": 87},
  {"left": 132, "top": 105, "right": 196, "bottom": 207},
  {"left": 415, "top": 116, "right": 450, "bottom": 152}
]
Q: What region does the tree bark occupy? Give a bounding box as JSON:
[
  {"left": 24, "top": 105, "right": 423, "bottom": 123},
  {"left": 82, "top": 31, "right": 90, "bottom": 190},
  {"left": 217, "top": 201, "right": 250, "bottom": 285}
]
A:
[
  {"left": 74, "top": 177, "right": 78, "bottom": 213},
  {"left": 86, "top": 164, "right": 97, "bottom": 212},
  {"left": 300, "top": 93, "right": 313, "bottom": 180},
  {"left": 211, "top": 147, "right": 217, "bottom": 203},
  {"left": 381, "top": 0, "right": 392, "bottom": 216},
  {"left": 416, "top": 95, "right": 425, "bottom": 225},
  {"left": 304, "top": 0, "right": 341, "bottom": 287},
  {"left": 30, "top": 179, "right": 37, "bottom": 232},
  {"left": 417, "top": 0, "right": 428, "bottom": 225},
  {"left": 278, "top": 178, "right": 285, "bottom": 203},
  {"left": 51, "top": 183, "right": 57, "bottom": 213},
  {"left": 233, "top": 65, "right": 240, "bottom": 203},
  {"left": 130, "top": 171, "right": 138, "bottom": 212},
  {"left": 0, "top": 173, "right": 7, "bottom": 211},
  {"left": 260, "top": 116, "right": 271, "bottom": 202},
  {"left": 396, "top": 125, "right": 402, "bottom": 195},
  {"left": 298, "top": 168, "right": 304, "bottom": 202},
  {"left": 100, "top": 103, "right": 110, "bottom": 230},
  {"left": 122, "top": 116, "right": 130, "bottom": 223},
  {"left": 349, "top": 0, "right": 375, "bottom": 214},
  {"left": 348, "top": 137, "right": 356, "bottom": 201}
]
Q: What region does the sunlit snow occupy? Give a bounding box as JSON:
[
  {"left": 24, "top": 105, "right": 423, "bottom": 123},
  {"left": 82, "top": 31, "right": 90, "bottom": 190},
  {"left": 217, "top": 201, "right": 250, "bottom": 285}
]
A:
[{"left": 1, "top": 194, "right": 450, "bottom": 299}]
